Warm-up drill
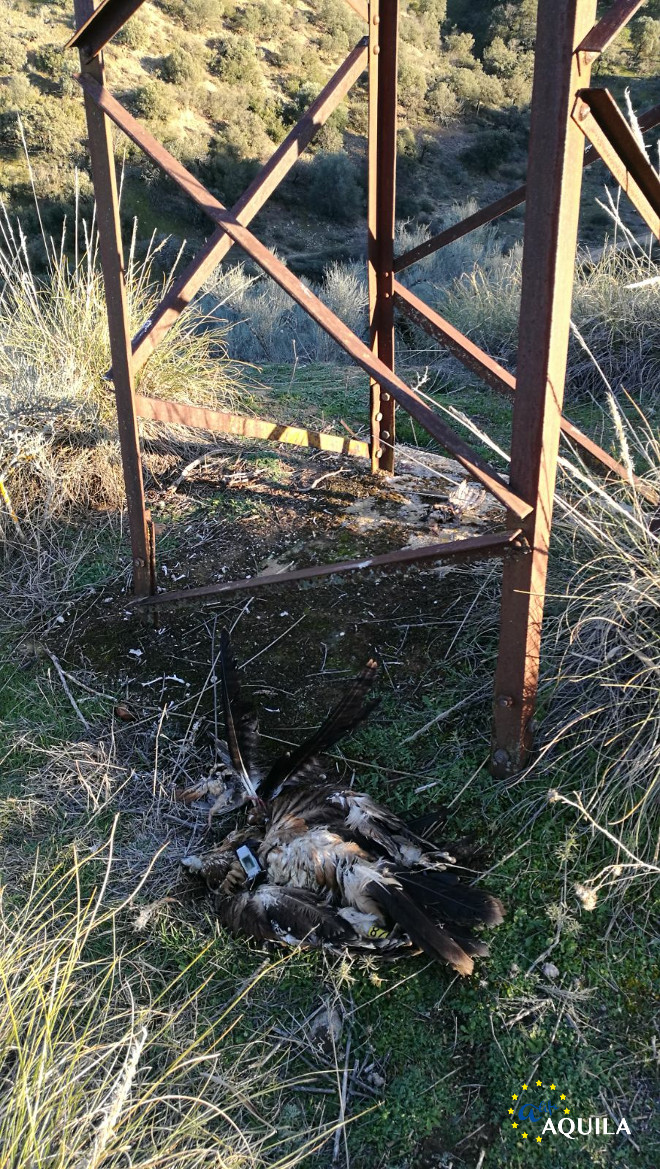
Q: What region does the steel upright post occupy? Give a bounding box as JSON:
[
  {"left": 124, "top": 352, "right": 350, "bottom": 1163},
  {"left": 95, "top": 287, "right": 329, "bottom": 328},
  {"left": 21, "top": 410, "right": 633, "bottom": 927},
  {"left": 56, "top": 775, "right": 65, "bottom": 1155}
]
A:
[
  {"left": 491, "top": 0, "right": 597, "bottom": 776},
  {"left": 73, "top": 0, "right": 153, "bottom": 595},
  {"left": 367, "top": 0, "right": 398, "bottom": 474}
]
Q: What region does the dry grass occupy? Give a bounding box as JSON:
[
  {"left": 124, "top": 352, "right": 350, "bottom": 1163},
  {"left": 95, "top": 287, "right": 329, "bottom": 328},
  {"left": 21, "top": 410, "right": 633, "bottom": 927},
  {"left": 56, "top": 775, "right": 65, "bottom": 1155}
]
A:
[
  {"left": 512, "top": 397, "right": 660, "bottom": 906},
  {"left": 0, "top": 161, "right": 244, "bottom": 534},
  {"left": 0, "top": 164, "right": 247, "bottom": 625},
  {"left": 400, "top": 210, "right": 660, "bottom": 398},
  {"left": 0, "top": 831, "right": 342, "bottom": 1169}
]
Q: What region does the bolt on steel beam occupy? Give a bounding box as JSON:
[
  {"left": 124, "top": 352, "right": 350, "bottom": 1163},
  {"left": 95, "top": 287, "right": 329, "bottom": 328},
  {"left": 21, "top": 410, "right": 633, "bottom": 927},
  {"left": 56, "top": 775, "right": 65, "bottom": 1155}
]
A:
[
  {"left": 133, "top": 530, "right": 526, "bottom": 608},
  {"left": 368, "top": 0, "right": 398, "bottom": 474}
]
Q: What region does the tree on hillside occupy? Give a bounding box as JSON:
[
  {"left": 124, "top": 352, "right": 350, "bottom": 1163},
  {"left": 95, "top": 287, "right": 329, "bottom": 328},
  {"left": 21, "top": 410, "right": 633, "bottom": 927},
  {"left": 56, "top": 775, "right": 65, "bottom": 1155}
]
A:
[
  {"left": 630, "top": 16, "right": 660, "bottom": 72},
  {"left": 490, "top": 0, "right": 537, "bottom": 50}
]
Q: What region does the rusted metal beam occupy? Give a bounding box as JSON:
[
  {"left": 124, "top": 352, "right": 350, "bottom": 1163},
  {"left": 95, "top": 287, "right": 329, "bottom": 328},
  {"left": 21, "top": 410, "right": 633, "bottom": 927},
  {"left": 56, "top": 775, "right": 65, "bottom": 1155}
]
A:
[
  {"left": 394, "top": 281, "right": 516, "bottom": 397},
  {"left": 367, "top": 0, "right": 398, "bottom": 474},
  {"left": 393, "top": 99, "right": 660, "bottom": 274},
  {"left": 135, "top": 396, "right": 370, "bottom": 458},
  {"left": 573, "top": 89, "right": 660, "bottom": 238},
  {"left": 134, "top": 529, "right": 526, "bottom": 607},
  {"left": 492, "top": 0, "right": 598, "bottom": 777},
  {"left": 393, "top": 280, "right": 657, "bottom": 500},
  {"left": 578, "top": 0, "right": 647, "bottom": 61},
  {"left": 73, "top": 0, "right": 152, "bottom": 596},
  {"left": 393, "top": 187, "right": 527, "bottom": 274},
  {"left": 129, "top": 40, "right": 369, "bottom": 375},
  {"left": 66, "top": 0, "right": 147, "bottom": 58},
  {"left": 77, "top": 74, "right": 532, "bottom": 521}
]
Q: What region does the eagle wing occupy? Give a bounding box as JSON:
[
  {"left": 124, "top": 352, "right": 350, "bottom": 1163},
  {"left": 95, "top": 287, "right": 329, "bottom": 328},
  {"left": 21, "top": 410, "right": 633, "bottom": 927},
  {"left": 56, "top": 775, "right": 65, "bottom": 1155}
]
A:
[
  {"left": 219, "top": 628, "right": 265, "bottom": 799},
  {"left": 258, "top": 660, "right": 379, "bottom": 800}
]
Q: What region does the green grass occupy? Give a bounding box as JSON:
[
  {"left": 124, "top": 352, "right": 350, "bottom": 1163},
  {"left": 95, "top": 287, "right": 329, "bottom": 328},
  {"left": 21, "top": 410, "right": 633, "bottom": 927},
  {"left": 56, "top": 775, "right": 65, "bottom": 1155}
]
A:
[{"left": 251, "top": 363, "right": 653, "bottom": 475}]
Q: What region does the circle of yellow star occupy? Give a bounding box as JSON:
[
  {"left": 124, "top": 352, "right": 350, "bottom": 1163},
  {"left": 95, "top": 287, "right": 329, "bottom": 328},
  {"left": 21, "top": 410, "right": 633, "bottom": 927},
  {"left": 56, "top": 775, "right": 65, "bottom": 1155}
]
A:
[
  {"left": 512, "top": 1122, "right": 518, "bottom": 1129},
  {"left": 512, "top": 1094, "right": 518, "bottom": 1100},
  {"left": 564, "top": 1108, "right": 570, "bottom": 1115},
  {"left": 536, "top": 1080, "right": 542, "bottom": 1086},
  {"left": 560, "top": 1094, "right": 566, "bottom": 1101},
  {"left": 522, "top": 1083, "right": 528, "bottom": 1090},
  {"left": 550, "top": 1083, "right": 556, "bottom": 1090},
  {"left": 508, "top": 1108, "right": 514, "bottom": 1115},
  {"left": 537, "top": 1137, "right": 542, "bottom": 1143},
  {"left": 522, "top": 1132, "right": 528, "bottom": 1139}
]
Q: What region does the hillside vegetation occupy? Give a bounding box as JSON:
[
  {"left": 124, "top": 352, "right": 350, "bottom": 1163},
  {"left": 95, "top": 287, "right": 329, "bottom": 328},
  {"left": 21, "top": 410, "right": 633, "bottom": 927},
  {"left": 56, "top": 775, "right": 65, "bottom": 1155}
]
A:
[{"left": 1, "top": 0, "right": 659, "bottom": 274}]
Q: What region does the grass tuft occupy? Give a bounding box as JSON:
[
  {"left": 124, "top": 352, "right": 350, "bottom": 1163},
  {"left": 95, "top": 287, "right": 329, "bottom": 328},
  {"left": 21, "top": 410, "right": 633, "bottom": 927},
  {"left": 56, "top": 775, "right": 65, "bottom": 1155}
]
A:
[{"left": 0, "top": 833, "right": 337, "bottom": 1168}]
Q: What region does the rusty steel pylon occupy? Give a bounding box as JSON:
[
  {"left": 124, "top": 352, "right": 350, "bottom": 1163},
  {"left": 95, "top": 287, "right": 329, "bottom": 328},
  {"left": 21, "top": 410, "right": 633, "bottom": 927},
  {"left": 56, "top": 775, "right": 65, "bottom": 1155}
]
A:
[{"left": 67, "top": 0, "right": 660, "bottom": 775}]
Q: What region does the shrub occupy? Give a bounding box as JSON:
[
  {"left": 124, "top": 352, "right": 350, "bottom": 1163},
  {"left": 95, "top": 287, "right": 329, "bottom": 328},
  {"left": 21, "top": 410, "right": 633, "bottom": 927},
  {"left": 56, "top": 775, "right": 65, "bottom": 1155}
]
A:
[
  {"left": 210, "top": 34, "right": 262, "bottom": 87},
  {"left": 451, "top": 65, "right": 504, "bottom": 111},
  {"left": 397, "top": 126, "right": 417, "bottom": 158},
  {"left": 273, "top": 37, "right": 300, "bottom": 67},
  {"left": 312, "top": 0, "right": 362, "bottom": 42},
  {"left": 307, "top": 151, "right": 364, "bottom": 221},
  {"left": 630, "top": 16, "right": 660, "bottom": 71},
  {"left": 425, "top": 76, "right": 458, "bottom": 123},
  {"left": 319, "top": 28, "right": 350, "bottom": 57},
  {"left": 32, "top": 43, "right": 63, "bottom": 77},
  {"left": 0, "top": 202, "right": 244, "bottom": 541},
  {"left": 398, "top": 55, "right": 428, "bottom": 115},
  {"left": 282, "top": 80, "right": 347, "bottom": 147},
  {"left": 186, "top": 0, "right": 228, "bottom": 30},
  {"left": 459, "top": 128, "right": 514, "bottom": 174},
  {"left": 532, "top": 402, "right": 660, "bottom": 901},
  {"left": 442, "top": 29, "right": 476, "bottom": 66},
  {"left": 0, "top": 73, "right": 32, "bottom": 113},
  {"left": 32, "top": 43, "right": 78, "bottom": 97},
  {"left": 231, "top": 0, "right": 283, "bottom": 39},
  {"left": 159, "top": 46, "right": 204, "bottom": 86},
  {"left": 501, "top": 71, "right": 532, "bottom": 107},
  {"left": 131, "top": 79, "right": 172, "bottom": 121},
  {"left": 490, "top": 0, "right": 537, "bottom": 50},
  {"left": 0, "top": 31, "right": 27, "bottom": 73},
  {"left": 0, "top": 845, "right": 328, "bottom": 1169},
  {"left": 247, "top": 91, "right": 286, "bottom": 143},
  {"left": 114, "top": 13, "right": 150, "bottom": 49},
  {"left": 0, "top": 96, "right": 84, "bottom": 158},
  {"left": 483, "top": 34, "right": 519, "bottom": 77},
  {"left": 207, "top": 257, "right": 368, "bottom": 362},
  {"left": 156, "top": 0, "right": 227, "bottom": 28},
  {"left": 409, "top": 0, "right": 446, "bottom": 21},
  {"left": 200, "top": 121, "right": 263, "bottom": 203}
]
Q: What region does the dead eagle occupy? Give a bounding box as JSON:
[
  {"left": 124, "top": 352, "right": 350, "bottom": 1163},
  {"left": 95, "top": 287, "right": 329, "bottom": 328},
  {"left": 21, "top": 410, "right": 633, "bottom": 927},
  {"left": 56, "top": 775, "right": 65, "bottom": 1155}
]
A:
[{"left": 180, "top": 630, "right": 504, "bottom": 975}]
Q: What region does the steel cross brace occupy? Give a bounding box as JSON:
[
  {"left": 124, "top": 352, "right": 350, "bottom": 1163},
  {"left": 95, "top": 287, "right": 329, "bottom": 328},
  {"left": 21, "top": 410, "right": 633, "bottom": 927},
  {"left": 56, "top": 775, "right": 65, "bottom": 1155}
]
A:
[
  {"left": 76, "top": 73, "right": 531, "bottom": 520},
  {"left": 68, "top": 0, "right": 659, "bottom": 778},
  {"left": 393, "top": 97, "right": 660, "bottom": 274},
  {"left": 126, "top": 39, "right": 370, "bottom": 376},
  {"left": 573, "top": 88, "right": 660, "bottom": 238},
  {"left": 393, "top": 281, "right": 658, "bottom": 502}
]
